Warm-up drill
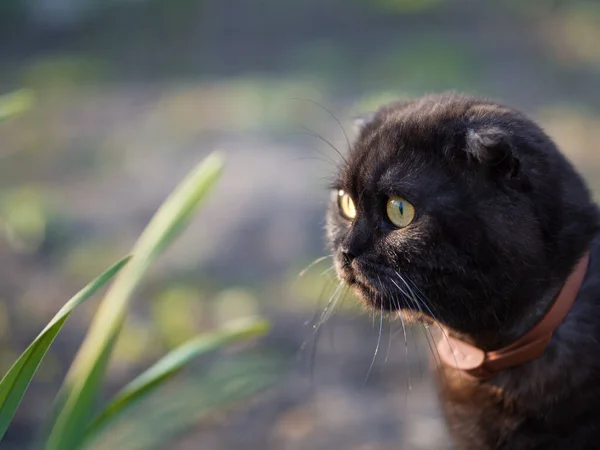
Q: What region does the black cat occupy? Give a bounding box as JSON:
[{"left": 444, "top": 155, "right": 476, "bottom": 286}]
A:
[{"left": 326, "top": 93, "right": 600, "bottom": 449}]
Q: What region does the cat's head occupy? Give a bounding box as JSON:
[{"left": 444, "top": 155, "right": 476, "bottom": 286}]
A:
[{"left": 326, "top": 93, "right": 599, "bottom": 348}]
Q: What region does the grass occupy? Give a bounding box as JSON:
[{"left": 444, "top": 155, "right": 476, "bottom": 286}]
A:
[{"left": 0, "top": 94, "right": 272, "bottom": 449}]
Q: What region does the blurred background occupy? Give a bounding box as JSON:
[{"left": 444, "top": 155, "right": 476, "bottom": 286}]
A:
[{"left": 1, "top": 0, "right": 600, "bottom": 448}]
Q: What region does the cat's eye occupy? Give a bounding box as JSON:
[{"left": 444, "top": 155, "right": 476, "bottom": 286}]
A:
[
  {"left": 337, "top": 190, "right": 356, "bottom": 220},
  {"left": 386, "top": 196, "right": 415, "bottom": 228}
]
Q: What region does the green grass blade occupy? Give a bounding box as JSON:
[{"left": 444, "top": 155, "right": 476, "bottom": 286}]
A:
[
  {"left": 86, "top": 353, "right": 284, "bottom": 450},
  {"left": 0, "top": 89, "right": 35, "bottom": 124},
  {"left": 46, "top": 152, "right": 224, "bottom": 450},
  {"left": 0, "top": 256, "right": 130, "bottom": 442},
  {"left": 86, "top": 318, "right": 269, "bottom": 440}
]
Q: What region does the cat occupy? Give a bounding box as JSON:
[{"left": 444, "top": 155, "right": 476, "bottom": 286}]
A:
[{"left": 325, "top": 92, "right": 600, "bottom": 449}]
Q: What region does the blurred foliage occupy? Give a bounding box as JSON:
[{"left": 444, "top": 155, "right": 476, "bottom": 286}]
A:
[
  {"left": 0, "top": 303, "right": 9, "bottom": 341},
  {"left": 63, "top": 240, "right": 127, "bottom": 282},
  {"left": 0, "top": 257, "right": 130, "bottom": 442},
  {"left": 23, "top": 56, "right": 111, "bottom": 91},
  {"left": 0, "top": 187, "right": 47, "bottom": 254},
  {"left": 504, "top": 0, "right": 592, "bottom": 15},
  {"left": 367, "top": 40, "right": 480, "bottom": 94},
  {"left": 89, "top": 352, "right": 284, "bottom": 450},
  {"left": 151, "top": 79, "right": 326, "bottom": 133},
  {"left": 44, "top": 153, "right": 222, "bottom": 450},
  {"left": 213, "top": 288, "right": 260, "bottom": 325},
  {"left": 0, "top": 0, "right": 22, "bottom": 16},
  {"left": 152, "top": 286, "right": 203, "bottom": 347},
  {"left": 537, "top": 105, "right": 600, "bottom": 198},
  {"left": 0, "top": 90, "right": 35, "bottom": 125},
  {"left": 0, "top": 152, "right": 274, "bottom": 449},
  {"left": 85, "top": 319, "right": 271, "bottom": 445},
  {"left": 548, "top": 3, "right": 600, "bottom": 68},
  {"left": 112, "top": 317, "right": 156, "bottom": 365},
  {"left": 372, "top": 0, "right": 444, "bottom": 13}
]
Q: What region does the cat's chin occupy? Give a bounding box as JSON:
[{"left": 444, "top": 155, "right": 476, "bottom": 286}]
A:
[
  {"left": 335, "top": 258, "right": 431, "bottom": 319},
  {"left": 337, "top": 264, "right": 400, "bottom": 311},
  {"left": 345, "top": 277, "right": 431, "bottom": 324},
  {"left": 350, "top": 280, "right": 397, "bottom": 312}
]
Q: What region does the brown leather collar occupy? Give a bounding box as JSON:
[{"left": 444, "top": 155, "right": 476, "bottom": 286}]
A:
[{"left": 437, "top": 251, "right": 590, "bottom": 380}]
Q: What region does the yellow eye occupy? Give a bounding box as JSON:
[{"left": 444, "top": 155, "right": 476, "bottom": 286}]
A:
[
  {"left": 386, "top": 196, "right": 415, "bottom": 228},
  {"left": 338, "top": 190, "right": 356, "bottom": 220}
]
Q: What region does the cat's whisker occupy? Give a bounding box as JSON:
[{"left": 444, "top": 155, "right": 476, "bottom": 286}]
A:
[
  {"left": 393, "top": 273, "right": 451, "bottom": 347},
  {"left": 302, "top": 275, "right": 335, "bottom": 329},
  {"left": 289, "top": 97, "right": 351, "bottom": 161},
  {"left": 298, "top": 273, "right": 338, "bottom": 361},
  {"left": 397, "top": 297, "right": 411, "bottom": 392},
  {"left": 296, "top": 125, "right": 346, "bottom": 165},
  {"left": 397, "top": 274, "right": 438, "bottom": 321},
  {"left": 384, "top": 319, "right": 394, "bottom": 365},
  {"left": 290, "top": 157, "right": 340, "bottom": 171},
  {"left": 392, "top": 276, "right": 440, "bottom": 337},
  {"left": 419, "top": 325, "right": 446, "bottom": 380},
  {"left": 298, "top": 254, "right": 333, "bottom": 278},
  {"left": 315, "top": 280, "right": 345, "bottom": 329},
  {"left": 398, "top": 289, "right": 445, "bottom": 375},
  {"left": 395, "top": 288, "right": 429, "bottom": 378},
  {"left": 287, "top": 123, "right": 344, "bottom": 164},
  {"left": 383, "top": 288, "right": 400, "bottom": 365},
  {"left": 364, "top": 302, "right": 384, "bottom": 387},
  {"left": 304, "top": 279, "right": 348, "bottom": 376},
  {"left": 381, "top": 281, "right": 399, "bottom": 365},
  {"left": 289, "top": 141, "right": 340, "bottom": 169},
  {"left": 320, "top": 265, "right": 336, "bottom": 276},
  {"left": 325, "top": 284, "right": 351, "bottom": 354},
  {"left": 409, "top": 317, "right": 424, "bottom": 381},
  {"left": 387, "top": 290, "right": 414, "bottom": 406},
  {"left": 391, "top": 290, "right": 425, "bottom": 382},
  {"left": 306, "top": 279, "right": 346, "bottom": 380},
  {"left": 393, "top": 273, "right": 464, "bottom": 388},
  {"left": 307, "top": 322, "right": 321, "bottom": 382},
  {"left": 391, "top": 276, "right": 450, "bottom": 383}
]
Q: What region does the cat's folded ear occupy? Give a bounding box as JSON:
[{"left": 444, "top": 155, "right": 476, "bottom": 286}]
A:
[
  {"left": 464, "top": 127, "right": 520, "bottom": 178},
  {"left": 352, "top": 112, "right": 376, "bottom": 135}
]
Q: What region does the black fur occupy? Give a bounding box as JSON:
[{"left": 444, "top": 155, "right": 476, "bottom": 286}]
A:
[{"left": 326, "top": 93, "right": 600, "bottom": 449}]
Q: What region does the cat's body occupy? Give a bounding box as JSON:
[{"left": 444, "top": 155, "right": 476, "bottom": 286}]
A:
[
  {"left": 325, "top": 93, "right": 600, "bottom": 449},
  {"left": 439, "top": 235, "right": 600, "bottom": 449}
]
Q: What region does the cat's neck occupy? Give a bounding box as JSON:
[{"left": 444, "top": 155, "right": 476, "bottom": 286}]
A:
[
  {"left": 441, "top": 234, "right": 600, "bottom": 390},
  {"left": 437, "top": 238, "right": 600, "bottom": 449},
  {"left": 438, "top": 250, "right": 590, "bottom": 380},
  {"left": 444, "top": 241, "right": 596, "bottom": 353}
]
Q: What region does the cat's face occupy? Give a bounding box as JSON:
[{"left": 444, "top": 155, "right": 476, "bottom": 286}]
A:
[{"left": 326, "top": 94, "right": 599, "bottom": 346}]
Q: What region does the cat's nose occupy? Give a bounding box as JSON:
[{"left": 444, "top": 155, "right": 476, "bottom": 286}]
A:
[
  {"left": 341, "top": 246, "right": 357, "bottom": 266},
  {"left": 341, "top": 225, "right": 369, "bottom": 266}
]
